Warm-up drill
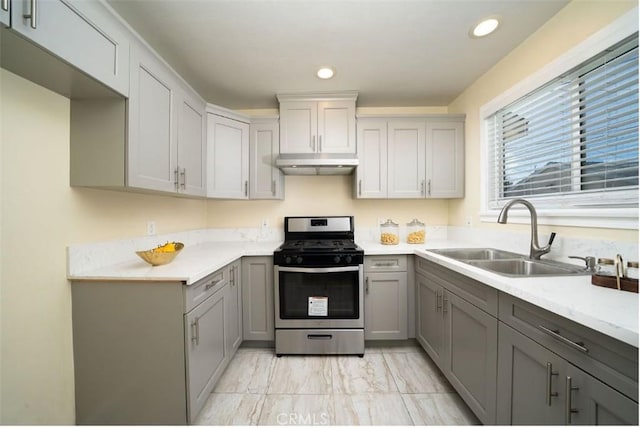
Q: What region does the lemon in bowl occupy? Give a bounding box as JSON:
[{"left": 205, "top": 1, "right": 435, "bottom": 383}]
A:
[{"left": 136, "top": 242, "right": 184, "bottom": 266}]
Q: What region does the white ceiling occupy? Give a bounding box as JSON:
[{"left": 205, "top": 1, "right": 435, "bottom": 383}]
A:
[{"left": 107, "top": 0, "right": 570, "bottom": 109}]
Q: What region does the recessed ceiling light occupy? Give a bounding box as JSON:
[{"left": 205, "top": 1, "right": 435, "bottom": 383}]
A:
[
  {"left": 471, "top": 17, "right": 500, "bottom": 38},
  {"left": 317, "top": 67, "right": 334, "bottom": 79}
]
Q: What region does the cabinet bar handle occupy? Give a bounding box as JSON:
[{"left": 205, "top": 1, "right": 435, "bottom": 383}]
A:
[
  {"left": 442, "top": 294, "right": 448, "bottom": 313},
  {"left": 2, "top": 0, "right": 9, "bottom": 12},
  {"left": 191, "top": 319, "right": 199, "bottom": 346},
  {"left": 538, "top": 325, "right": 588, "bottom": 353},
  {"left": 174, "top": 167, "right": 180, "bottom": 191},
  {"left": 180, "top": 168, "right": 186, "bottom": 190},
  {"left": 546, "top": 362, "right": 558, "bottom": 406},
  {"left": 244, "top": 180, "right": 248, "bottom": 197},
  {"left": 308, "top": 334, "right": 332, "bottom": 340},
  {"left": 24, "top": 0, "right": 36, "bottom": 29},
  {"left": 319, "top": 135, "right": 322, "bottom": 152},
  {"left": 428, "top": 179, "right": 432, "bottom": 196},
  {"left": 358, "top": 180, "right": 362, "bottom": 196},
  {"left": 565, "top": 376, "right": 579, "bottom": 424},
  {"left": 205, "top": 279, "right": 220, "bottom": 290},
  {"left": 436, "top": 291, "right": 442, "bottom": 312},
  {"left": 312, "top": 135, "right": 316, "bottom": 152},
  {"left": 272, "top": 179, "right": 276, "bottom": 196},
  {"left": 365, "top": 276, "right": 369, "bottom": 294},
  {"left": 421, "top": 180, "right": 425, "bottom": 196}
]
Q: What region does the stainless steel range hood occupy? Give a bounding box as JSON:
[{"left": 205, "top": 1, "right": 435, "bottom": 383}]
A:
[{"left": 275, "top": 153, "right": 359, "bottom": 175}]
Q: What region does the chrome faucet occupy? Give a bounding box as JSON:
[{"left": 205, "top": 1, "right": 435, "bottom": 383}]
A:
[{"left": 497, "top": 198, "right": 556, "bottom": 260}]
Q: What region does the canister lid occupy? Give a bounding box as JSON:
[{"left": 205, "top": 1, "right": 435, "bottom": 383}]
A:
[
  {"left": 407, "top": 218, "right": 424, "bottom": 226},
  {"left": 381, "top": 219, "right": 398, "bottom": 226}
]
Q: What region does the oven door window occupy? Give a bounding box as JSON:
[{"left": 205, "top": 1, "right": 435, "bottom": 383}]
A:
[{"left": 278, "top": 270, "right": 359, "bottom": 319}]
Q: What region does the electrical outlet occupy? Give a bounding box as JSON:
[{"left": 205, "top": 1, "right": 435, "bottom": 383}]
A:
[
  {"left": 147, "top": 220, "right": 156, "bottom": 236},
  {"left": 261, "top": 219, "right": 269, "bottom": 229},
  {"left": 465, "top": 216, "right": 473, "bottom": 227}
]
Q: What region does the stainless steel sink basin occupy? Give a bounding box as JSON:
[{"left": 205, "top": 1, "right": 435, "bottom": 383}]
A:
[
  {"left": 430, "top": 248, "right": 523, "bottom": 261},
  {"left": 430, "top": 247, "right": 591, "bottom": 277},
  {"left": 466, "top": 259, "right": 590, "bottom": 277}
]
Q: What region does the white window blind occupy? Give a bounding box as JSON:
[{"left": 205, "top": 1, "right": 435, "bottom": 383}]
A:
[{"left": 486, "top": 34, "right": 638, "bottom": 210}]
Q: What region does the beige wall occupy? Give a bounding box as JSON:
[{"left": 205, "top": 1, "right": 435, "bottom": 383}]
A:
[
  {"left": 207, "top": 175, "right": 449, "bottom": 229},
  {"left": 448, "top": 0, "right": 638, "bottom": 242},
  {"left": 0, "top": 69, "right": 208, "bottom": 424}
]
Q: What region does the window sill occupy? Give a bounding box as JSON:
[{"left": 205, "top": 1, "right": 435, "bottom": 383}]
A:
[{"left": 480, "top": 207, "right": 638, "bottom": 230}]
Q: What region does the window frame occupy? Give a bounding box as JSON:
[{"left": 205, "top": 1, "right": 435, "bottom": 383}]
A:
[{"left": 479, "top": 8, "right": 638, "bottom": 230}]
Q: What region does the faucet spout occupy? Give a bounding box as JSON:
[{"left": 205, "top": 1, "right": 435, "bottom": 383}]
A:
[{"left": 497, "top": 198, "right": 556, "bottom": 260}]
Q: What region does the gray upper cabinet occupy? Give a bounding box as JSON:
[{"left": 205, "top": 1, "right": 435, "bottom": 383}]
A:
[
  {"left": 207, "top": 109, "right": 250, "bottom": 199},
  {"left": 8, "top": 0, "right": 129, "bottom": 95},
  {"left": 177, "top": 87, "right": 207, "bottom": 197},
  {"left": 249, "top": 117, "right": 284, "bottom": 200},
  {"left": 356, "top": 115, "right": 465, "bottom": 199},
  {"left": 1, "top": 0, "right": 10, "bottom": 26},
  {"left": 278, "top": 93, "right": 357, "bottom": 154}
]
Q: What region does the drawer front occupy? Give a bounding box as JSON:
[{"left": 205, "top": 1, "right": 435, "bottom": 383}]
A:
[
  {"left": 498, "top": 292, "right": 638, "bottom": 402},
  {"left": 365, "top": 255, "right": 407, "bottom": 272},
  {"left": 416, "top": 256, "right": 498, "bottom": 316},
  {"left": 185, "top": 267, "right": 228, "bottom": 313}
]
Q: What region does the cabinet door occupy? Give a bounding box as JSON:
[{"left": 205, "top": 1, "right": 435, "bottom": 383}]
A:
[
  {"left": 566, "top": 364, "right": 638, "bottom": 425},
  {"left": 317, "top": 100, "right": 356, "bottom": 153},
  {"left": 387, "top": 120, "right": 426, "bottom": 198},
  {"left": 249, "top": 119, "right": 283, "bottom": 199},
  {"left": 426, "top": 121, "right": 464, "bottom": 198},
  {"left": 364, "top": 272, "right": 407, "bottom": 340},
  {"left": 355, "top": 118, "right": 387, "bottom": 198},
  {"left": 416, "top": 273, "right": 445, "bottom": 365},
  {"left": 497, "top": 322, "right": 565, "bottom": 425},
  {"left": 241, "top": 257, "right": 274, "bottom": 341},
  {"left": 177, "top": 89, "right": 206, "bottom": 196},
  {"left": 225, "top": 261, "right": 243, "bottom": 356},
  {"left": 444, "top": 291, "right": 497, "bottom": 424},
  {"left": 207, "top": 114, "right": 249, "bottom": 199},
  {"left": 128, "top": 44, "right": 178, "bottom": 193},
  {"left": 1, "top": 0, "right": 10, "bottom": 26},
  {"left": 185, "top": 286, "right": 227, "bottom": 422},
  {"left": 11, "top": 0, "right": 129, "bottom": 95},
  {"left": 279, "top": 101, "right": 317, "bottom": 154}
]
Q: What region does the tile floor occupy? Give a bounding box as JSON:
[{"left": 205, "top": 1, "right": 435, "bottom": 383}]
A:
[{"left": 195, "top": 343, "right": 480, "bottom": 425}]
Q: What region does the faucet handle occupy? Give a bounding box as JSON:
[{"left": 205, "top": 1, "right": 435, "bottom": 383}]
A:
[
  {"left": 569, "top": 255, "right": 596, "bottom": 272},
  {"left": 547, "top": 232, "right": 556, "bottom": 246}
]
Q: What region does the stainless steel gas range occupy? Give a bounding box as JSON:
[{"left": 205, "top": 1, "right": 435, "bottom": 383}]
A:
[{"left": 273, "top": 216, "right": 365, "bottom": 357}]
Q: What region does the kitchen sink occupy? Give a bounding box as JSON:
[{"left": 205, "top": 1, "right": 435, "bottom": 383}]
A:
[
  {"left": 430, "top": 248, "right": 524, "bottom": 261},
  {"left": 430, "top": 247, "right": 591, "bottom": 277},
  {"left": 466, "top": 259, "right": 590, "bottom": 277}
]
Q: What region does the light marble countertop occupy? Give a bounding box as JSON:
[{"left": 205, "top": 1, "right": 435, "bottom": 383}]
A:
[{"left": 68, "top": 236, "right": 638, "bottom": 347}]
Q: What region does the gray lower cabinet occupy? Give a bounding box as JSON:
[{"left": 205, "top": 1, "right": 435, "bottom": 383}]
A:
[
  {"left": 242, "top": 256, "right": 274, "bottom": 342},
  {"left": 71, "top": 261, "right": 242, "bottom": 424},
  {"left": 498, "top": 322, "right": 638, "bottom": 425},
  {"left": 364, "top": 255, "right": 408, "bottom": 340},
  {"left": 415, "top": 258, "right": 498, "bottom": 424},
  {"left": 497, "top": 292, "right": 638, "bottom": 425}
]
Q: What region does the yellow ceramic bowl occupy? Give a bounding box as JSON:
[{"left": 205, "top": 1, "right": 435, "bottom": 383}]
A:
[{"left": 136, "top": 242, "right": 184, "bottom": 266}]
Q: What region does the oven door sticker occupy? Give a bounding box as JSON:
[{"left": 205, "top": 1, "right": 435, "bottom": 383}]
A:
[{"left": 308, "top": 296, "right": 329, "bottom": 316}]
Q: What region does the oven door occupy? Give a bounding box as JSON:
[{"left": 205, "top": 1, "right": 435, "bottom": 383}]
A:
[{"left": 275, "top": 265, "right": 364, "bottom": 329}]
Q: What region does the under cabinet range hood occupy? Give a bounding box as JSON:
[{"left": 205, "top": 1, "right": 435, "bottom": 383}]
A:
[{"left": 275, "top": 153, "right": 359, "bottom": 175}]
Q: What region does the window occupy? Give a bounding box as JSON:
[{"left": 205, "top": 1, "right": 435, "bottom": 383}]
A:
[{"left": 485, "top": 35, "right": 638, "bottom": 214}]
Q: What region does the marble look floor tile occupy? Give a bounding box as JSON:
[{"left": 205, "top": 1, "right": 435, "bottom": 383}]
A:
[
  {"left": 332, "top": 393, "right": 413, "bottom": 425},
  {"left": 383, "top": 352, "right": 453, "bottom": 393},
  {"left": 237, "top": 347, "right": 276, "bottom": 354},
  {"left": 402, "top": 393, "right": 480, "bottom": 425},
  {"left": 379, "top": 345, "right": 423, "bottom": 354},
  {"left": 331, "top": 354, "right": 397, "bottom": 393},
  {"left": 195, "top": 393, "right": 265, "bottom": 425},
  {"left": 267, "top": 356, "right": 332, "bottom": 394},
  {"left": 258, "top": 394, "right": 333, "bottom": 425},
  {"left": 215, "top": 351, "right": 276, "bottom": 393}
]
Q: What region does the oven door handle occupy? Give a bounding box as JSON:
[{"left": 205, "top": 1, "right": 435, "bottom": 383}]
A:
[{"left": 277, "top": 266, "right": 360, "bottom": 274}]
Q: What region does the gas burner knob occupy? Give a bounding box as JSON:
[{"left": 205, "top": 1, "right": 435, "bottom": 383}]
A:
[
  {"left": 285, "top": 256, "right": 292, "bottom": 264},
  {"left": 345, "top": 255, "right": 353, "bottom": 264},
  {"left": 334, "top": 255, "right": 341, "bottom": 264},
  {"left": 296, "top": 256, "right": 303, "bottom": 264}
]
